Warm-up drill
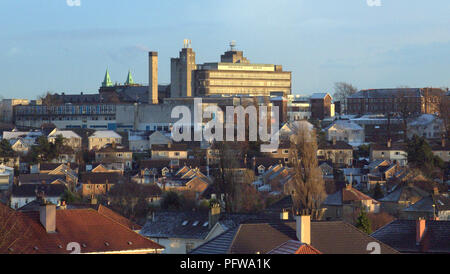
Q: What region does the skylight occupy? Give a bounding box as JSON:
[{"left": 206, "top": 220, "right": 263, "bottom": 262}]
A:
[
  {"left": 192, "top": 221, "right": 199, "bottom": 226},
  {"left": 203, "top": 222, "right": 209, "bottom": 227},
  {"left": 182, "top": 220, "right": 188, "bottom": 226}
]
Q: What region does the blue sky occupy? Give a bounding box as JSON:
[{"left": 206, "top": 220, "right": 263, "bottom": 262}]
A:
[{"left": 1, "top": 0, "right": 449, "bottom": 99}]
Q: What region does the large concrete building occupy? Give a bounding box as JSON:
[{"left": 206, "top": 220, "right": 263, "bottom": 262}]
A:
[{"left": 170, "top": 41, "right": 291, "bottom": 98}]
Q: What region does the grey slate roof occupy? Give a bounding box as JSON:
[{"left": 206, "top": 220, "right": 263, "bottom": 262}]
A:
[
  {"left": 402, "top": 194, "right": 450, "bottom": 213},
  {"left": 371, "top": 220, "right": 450, "bottom": 253},
  {"left": 140, "top": 211, "right": 258, "bottom": 240},
  {"left": 12, "top": 183, "right": 66, "bottom": 198},
  {"left": 189, "top": 226, "right": 240, "bottom": 254},
  {"left": 379, "top": 184, "right": 429, "bottom": 203},
  {"left": 349, "top": 88, "right": 422, "bottom": 99},
  {"left": 190, "top": 220, "right": 399, "bottom": 254}
]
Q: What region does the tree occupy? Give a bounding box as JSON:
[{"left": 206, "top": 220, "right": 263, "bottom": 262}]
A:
[
  {"left": 333, "top": 82, "right": 358, "bottom": 114},
  {"left": 355, "top": 208, "right": 372, "bottom": 234},
  {"left": 373, "top": 183, "right": 384, "bottom": 200},
  {"left": 211, "top": 141, "right": 240, "bottom": 213},
  {"left": 160, "top": 191, "right": 182, "bottom": 210},
  {"left": 234, "top": 169, "right": 264, "bottom": 213},
  {"left": 288, "top": 126, "right": 326, "bottom": 219},
  {"left": 0, "top": 139, "right": 15, "bottom": 157},
  {"left": 407, "top": 135, "right": 445, "bottom": 177}
]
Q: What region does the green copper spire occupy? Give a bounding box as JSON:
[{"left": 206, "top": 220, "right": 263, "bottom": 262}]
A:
[
  {"left": 102, "top": 69, "right": 113, "bottom": 87},
  {"left": 125, "top": 70, "right": 134, "bottom": 85}
]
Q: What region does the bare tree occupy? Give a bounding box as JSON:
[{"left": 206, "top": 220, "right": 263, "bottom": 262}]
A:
[
  {"left": 288, "top": 127, "right": 326, "bottom": 219},
  {"left": 333, "top": 82, "right": 358, "bottom": 114},
  {"left": 437, "top": 92, "right": 450, "bottom": 138}
]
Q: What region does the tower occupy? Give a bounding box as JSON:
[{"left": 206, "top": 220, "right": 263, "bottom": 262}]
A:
[
  {"left": 102, "top": 69, "right": 113, "bottom": 87},
  {"left": 149, "top": 52, "right": 158, "bottom": 104},
  {"left": 170, "top": 39, "right": 196, "bottom": 97},
  {"left": 125, "top": 70, "right": 134, "bottom": 85}
]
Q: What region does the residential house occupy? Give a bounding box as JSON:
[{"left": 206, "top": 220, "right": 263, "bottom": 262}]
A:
[
  {"left": 190, "top": 215, "right": 398, "bottom": 254},
  {"left": 140, "top": 206, "right": 256, "bottom": 254},
  {"left": 371, "top": 219, "right": 450, "bottom": 253},
  {"left": 378, "top": 182, "right": 430, "bottom": 217},
  {"left": 317, "top": 140, "right": 353, "bottom": 167},
  {"left": 400, "top": 188, "right": 450, "bottom": 220},
  {"left": 321, "top": 184, "right": 380, "bottom": 223},
  {"left": 10, "top": 183, "right": 67, "bottom": 209},
  {"left": 88, "top": 130, "right": 122, "bottom": 151},
  {"left": 407, "top": 114, "right": 444, "bottom": 140},
  {"left": 149, "top": 130, "right": 172, "bottom": 148},
  {"left": 95, "top": 145, "right": 133, "bottom": 170},
  {"left": 79, "top": 172, "right": 125, "bottom": 198},
  {"left": 128, "top": 130, "right": 151, "bottom": 152},
  {"left": 0, "top": 202, "right": 164, "bottom": 254},
  {"left": 48, "top": 128, "right": 82, "bottom": 151},
  {"left": 0, "top": 164, "right": 14, "bottom": 191},
  {"left": 325, "top": 119, "right": 365, "bottom": 147},
  {"left": 151, "top": 144, "right": 188, "bottom": 160},
  {"left": 370, "top": 140, "right": 408, "bottom": 166},
  {"left": 8, "top": 138, "right": 31, "bottom": 155}
]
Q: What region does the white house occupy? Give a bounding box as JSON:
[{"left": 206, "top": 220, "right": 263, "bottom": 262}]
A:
[
  {"left": 88, "top": 130, "right": 122, "bottom": 151},
  {"left": 0, "top": 164, "right": 14, "bottom": 191},
  {"left": 407, "top": 114, "right": 444, "bottom": 140},
  {"left": 326, "top": 119, "right": 365, "bottom": 147},
  {"left": 48, "top": 128, "right": 82, "bottom": 151}
]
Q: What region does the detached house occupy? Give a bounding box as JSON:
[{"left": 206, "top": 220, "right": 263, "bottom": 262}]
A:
[
  {"left": 370, "top": 140, "right": 408, "bottom": 166},
  {"left": 325, "top": 119, "right": 365, "bottom": 147},
  {"left": 88, "top": 130, "right": 122, "bottom": 151},
  {"left": 48, "top": 128, "right": 82, "bottom": 151},
  {"left": 321, "top": 184, "right": 380, "bottom": 223},
  {"left": 317, "top": 140, "right": 353, "bottom": 167}
]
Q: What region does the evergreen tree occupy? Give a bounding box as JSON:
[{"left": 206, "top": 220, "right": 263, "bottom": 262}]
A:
[{"left": 355, "top": 208, "right": 372, "bottom": 234}]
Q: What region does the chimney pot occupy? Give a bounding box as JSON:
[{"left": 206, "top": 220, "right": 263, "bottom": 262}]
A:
[{"left": 295, "top": 215, "right": 311, "bottom": 245}]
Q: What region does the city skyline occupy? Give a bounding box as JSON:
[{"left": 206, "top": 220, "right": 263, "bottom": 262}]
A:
[{"left": 1, "top": 0, "right": 450, "bottom": 99}]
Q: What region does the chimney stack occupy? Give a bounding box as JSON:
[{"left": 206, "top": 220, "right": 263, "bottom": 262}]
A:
[
  {"left": 433, "top": 187, "right": 439, "bottom": 195},
  {"left": 40, "top": 203, "right": 56, "bottom": 233},
  {"left": 387, "top": 138, "right": 392, "bottom": 148},
  {"left": 280, "top": 209, "right": 289, "bottom": 220},
  {"left": 208, "top": 203, "right": 221, "bottom": 229},
  {"left": 149, "top": 51, "right": 159, "bottom": 104},
  {"left": 295, "top": 215, "right": 311, "bottom": 245},
  {"left": 416, "top": 218, "right": 426, "bottom": 246},
  {"left": 332, "top": 136, "right": 336, "bottom": 146},
  {"left": 442, "top": 136, "right": 446, "bottom": 148}
]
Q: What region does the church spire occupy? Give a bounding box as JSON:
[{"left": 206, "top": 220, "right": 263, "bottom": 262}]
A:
[
  {"left": 125, "top": 70, "right": 134, "bottom": 85},
  {"left": 102, "top": 69, "right": 113, "bottom": 87}
]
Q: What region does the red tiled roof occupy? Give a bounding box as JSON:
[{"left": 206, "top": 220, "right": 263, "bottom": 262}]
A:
[
  {"left": 0, "top": 203, "right": 163, "bottom": 254},
  {"left": 342, "top": 186, "right": 380, "bottom": 204},
  {"left": 295, "top": 244, "right": 322, "bottom": 254}
]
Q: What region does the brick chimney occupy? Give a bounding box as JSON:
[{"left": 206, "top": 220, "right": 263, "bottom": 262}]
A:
[
  {"left": 416, "top": 219, "right": 426, "bottom": 246},
  {"left": 433, "top": 187, "right": 439, "bottom": 195},
  {"left": 387, "top": 138, "right": 392, "bottom": 148},
  {"left": 295, "top": 215, "right": 311, "bottom": 245},
  {"left": 40, "top": 203, "right": 56, "bottom": 233},
  {"left": 208, "top": 203, "right": 221, "bottom": 229},
  {"left": 332, "top": 136, "right": 336, "bottom": 146}
]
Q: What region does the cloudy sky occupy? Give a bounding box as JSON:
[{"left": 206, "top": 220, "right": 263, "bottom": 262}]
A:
[{"left": 1, "top": 0, "right": 449, "bottom": 99}]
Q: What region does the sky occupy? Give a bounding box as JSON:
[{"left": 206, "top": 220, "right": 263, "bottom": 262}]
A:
[{"left": 0, "top": 0, "right": 449, "bottom": 100}]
